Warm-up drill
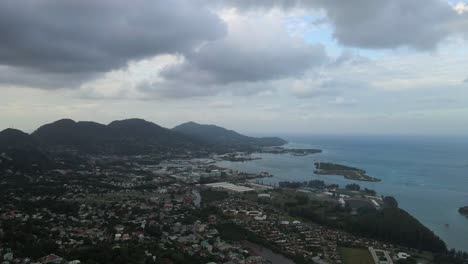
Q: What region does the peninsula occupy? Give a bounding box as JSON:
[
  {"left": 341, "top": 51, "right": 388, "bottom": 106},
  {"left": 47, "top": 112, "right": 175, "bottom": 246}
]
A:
[
  {"left": 314, "top": 162, "right": 381, "bottom": 182},
  {"left": 260, "top": 146, "right": 322, "bottom": 155}
]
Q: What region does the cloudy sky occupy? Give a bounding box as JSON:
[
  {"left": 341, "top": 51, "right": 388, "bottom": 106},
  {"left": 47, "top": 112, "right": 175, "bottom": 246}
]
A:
[{"left": 1, "top": 0, "right": 468, "bottom": 135}]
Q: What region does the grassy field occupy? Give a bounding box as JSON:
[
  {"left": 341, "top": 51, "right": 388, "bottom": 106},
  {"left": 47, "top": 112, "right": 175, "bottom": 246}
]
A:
[{"left": 339, "top": 247, "right": 374, "bottom": 264}]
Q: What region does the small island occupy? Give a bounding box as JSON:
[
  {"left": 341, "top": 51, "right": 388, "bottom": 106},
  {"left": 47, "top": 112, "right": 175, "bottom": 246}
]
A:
[
  {"left": 459, "top": 206, "right": 468, "bottom": 218},
  {"left": 314, "top": 162, "right": 381, "bottom": 182}
]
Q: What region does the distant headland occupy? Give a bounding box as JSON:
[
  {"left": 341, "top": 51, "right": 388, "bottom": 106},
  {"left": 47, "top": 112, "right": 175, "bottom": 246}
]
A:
[{"left": 260, "top": 146, "right": 322, "bottom": 156}]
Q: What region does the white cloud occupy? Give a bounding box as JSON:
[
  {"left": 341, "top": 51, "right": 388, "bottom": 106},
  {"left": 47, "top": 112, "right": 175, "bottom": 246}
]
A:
[
  {"left": 454, "top": 2, "right": 468, "bottom": 14},
  {"left": 213, "top": 0, "right": 463, "bottom": 50}
]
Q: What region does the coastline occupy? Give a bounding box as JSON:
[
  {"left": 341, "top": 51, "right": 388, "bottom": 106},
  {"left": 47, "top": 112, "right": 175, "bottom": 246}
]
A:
[{"left": 214, "top": 136, "right": 468, "bottom": 251}]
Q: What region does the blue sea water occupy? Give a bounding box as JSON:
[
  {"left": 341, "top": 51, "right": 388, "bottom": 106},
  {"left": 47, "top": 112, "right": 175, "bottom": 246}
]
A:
[{"left": 216, "top": 135, "right": 468, "bottom": 251}]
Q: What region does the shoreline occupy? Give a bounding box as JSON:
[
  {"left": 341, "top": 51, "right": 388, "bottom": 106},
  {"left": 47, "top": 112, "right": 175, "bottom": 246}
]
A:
[
  {"left": 214, "top": 150, "right": 468, "bottom": 251},
  {"left": 315, "top": 170, "right": 382, "bottom": 182}
]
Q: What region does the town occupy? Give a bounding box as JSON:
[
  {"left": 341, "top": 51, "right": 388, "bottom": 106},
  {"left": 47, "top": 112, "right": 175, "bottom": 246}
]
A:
[{"left": 0, "top": 151, "right": 465, "bottom": 264}]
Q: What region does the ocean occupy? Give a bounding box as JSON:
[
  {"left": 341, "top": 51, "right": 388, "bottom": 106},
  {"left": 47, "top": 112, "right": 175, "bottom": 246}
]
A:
[{"left": 216, "top": 134, "right": 468, "bottom": 251}]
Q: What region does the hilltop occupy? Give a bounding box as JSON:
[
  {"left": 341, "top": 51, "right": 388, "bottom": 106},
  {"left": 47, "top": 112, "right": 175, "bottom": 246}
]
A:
[
  {"left": 31, "top": 118, "right": 199, "bottom": 155},
  {"left": 173, "top": 121, "right": 287, "bottom": 150},
  {"left": 0, "top": 128, "right": 51, "bottom": 172}
]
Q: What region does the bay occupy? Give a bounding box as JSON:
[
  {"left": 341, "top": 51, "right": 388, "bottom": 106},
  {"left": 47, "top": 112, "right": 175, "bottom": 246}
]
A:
[{"left": 216, "top": 134, "right": 468, "bottom": 251}]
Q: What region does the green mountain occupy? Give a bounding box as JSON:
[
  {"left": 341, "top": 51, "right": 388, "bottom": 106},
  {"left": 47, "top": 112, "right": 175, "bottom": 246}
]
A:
[
  {"left": 0, "top": 128, "right": 51, "bottom": 172},
  {"left": 1, "top": 119, "right": 287, "bottom": 158},
  {"left": 31, "top": 118, "right": 200, "bottom": 154},
  {"left": 31, "top": 119, "right": 110, "bottom": 152},
  {"left": 172, "top": 121, "right": 287, "bottom": 148},
  {"left": 0, "top": 128, "right": 37, "bottom": 149}
]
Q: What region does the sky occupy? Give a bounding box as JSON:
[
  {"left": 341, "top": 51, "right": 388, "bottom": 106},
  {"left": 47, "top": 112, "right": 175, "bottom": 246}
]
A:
[{"left": 1, "top": 0, "right": 468, "bottom": 136}]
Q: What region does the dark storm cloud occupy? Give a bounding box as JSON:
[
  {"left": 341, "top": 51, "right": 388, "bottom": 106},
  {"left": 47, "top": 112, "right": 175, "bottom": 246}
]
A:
[
  {"left": 161, "top": 41, "right": 328, "bottom": 85},
  {"left": 0, "top": 0, "right": 226, "bottom": 87},
  {"left": 1, "top": 0, "right": 463, "bottom": 94},
  {"left": 0, "top": 66, "right": 91, "bottom": 89},
  {"left": 204, "top": 0, "right": 305, "bottom": 10},
  {"left": 318, "top": 0, "right": 456, "bottom": 50},
  {"left": 214, "top": 0, "right": 459, "bottom": 50}
]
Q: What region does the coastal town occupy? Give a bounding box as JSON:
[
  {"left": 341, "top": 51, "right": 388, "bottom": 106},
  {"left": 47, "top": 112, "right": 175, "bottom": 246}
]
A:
[
  {"left": 1, "top": 150, "right": 454, "bottom": 264},
  {"left": 3, "top": 0, "right": 468, "bottom": 262}
]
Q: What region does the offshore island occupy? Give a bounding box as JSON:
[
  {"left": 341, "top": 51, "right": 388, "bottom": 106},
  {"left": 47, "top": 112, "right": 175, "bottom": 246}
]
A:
[
  {"left": 314, "top": 162, "right": 382, "bottom": 182},
  {"left": 459, "top": 206, "right": 468, "bottom": 218}
]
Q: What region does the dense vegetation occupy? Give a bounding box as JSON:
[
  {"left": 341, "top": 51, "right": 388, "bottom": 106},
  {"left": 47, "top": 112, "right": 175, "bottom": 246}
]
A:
[
  {"left": 0, "top": 118, "right": 286, "bottom": 159},
  {"left": 315, "top": 162, "right": 365, "bottom": 173},
  {"left": 314, "top": 162, "right": 381, "bottom": 182},
  {"left": 173, "top": 121, "right": 287, "bottom": 149},
  {"left": 31, "top": 118, "right": 199, "bottom": 154},
  {"left": 0, "top": 128, "right": 52, "bottom": 172},
  {"left": 1, "top": 219, "right": 59, "bottom": 259},
  {"left": 348, "top": 207, "right": 446, "bottom": 252},
  {"left": 345, "top": 183, "right": 361, "bottom": 191},
  {"left": 271, "top": 189, "right": 447, "bottom": 253}
]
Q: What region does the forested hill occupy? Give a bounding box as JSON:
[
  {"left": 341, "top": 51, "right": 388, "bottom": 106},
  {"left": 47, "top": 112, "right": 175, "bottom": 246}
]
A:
[
  {"left": 0, "top": 128, "right": 51, "bottom": 172},
  {"left": 172, "top": 121, "right": 287, "bottom": 148},
  {"left": 0, "top": 128, "right": 37, "bottom": 149},
  {"left": 30, "top": 118, "right": 199, "bottom": 154},
  {"left": 0, "top": 119, "right": 286, "bottom": 157}
]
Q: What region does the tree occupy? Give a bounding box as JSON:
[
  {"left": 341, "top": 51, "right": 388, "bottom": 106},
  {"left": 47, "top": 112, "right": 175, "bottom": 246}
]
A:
[
  {"left": 345, "top": 183, "right": 360, "bottom": 191},
  {"left": 295, "top": 194, "right": 309, "bottom": 205}
]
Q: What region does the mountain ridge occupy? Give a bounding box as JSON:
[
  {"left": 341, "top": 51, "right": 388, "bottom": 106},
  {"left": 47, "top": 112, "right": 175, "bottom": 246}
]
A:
[
  {"left": 30, "top": 118, "right": 200, "bottom": 154},
  {"left": 172, "top": 121, "right": 287, "bottom": 148},
  {"left": 0, "top": 118, "right": 286, "bottom": 156}
]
